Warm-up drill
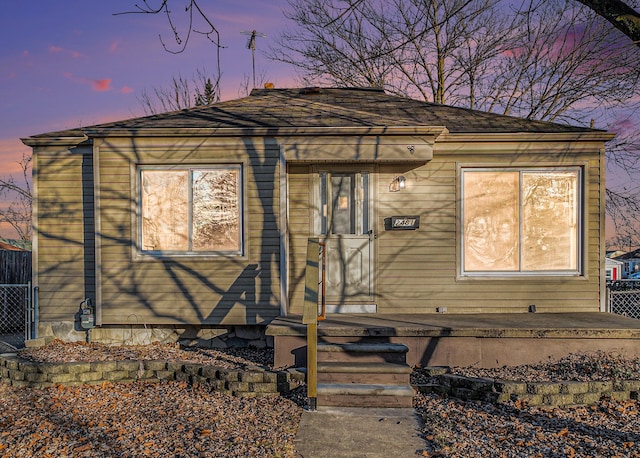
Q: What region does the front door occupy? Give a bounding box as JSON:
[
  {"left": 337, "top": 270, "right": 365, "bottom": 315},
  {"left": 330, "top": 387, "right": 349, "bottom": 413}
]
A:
[{"left": 315, "top": 170, "right": 375, "bottom": 308}]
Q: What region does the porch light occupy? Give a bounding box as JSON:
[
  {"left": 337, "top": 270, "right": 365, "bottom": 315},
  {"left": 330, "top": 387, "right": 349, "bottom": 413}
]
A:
[{"left": 389, "top": 175, "right": 406, "bottom": 192}]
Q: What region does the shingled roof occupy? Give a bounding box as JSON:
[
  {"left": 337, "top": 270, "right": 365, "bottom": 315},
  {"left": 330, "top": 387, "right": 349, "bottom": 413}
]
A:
[{"left": 26, "top": 87, "right": 602, "bottom": 139}]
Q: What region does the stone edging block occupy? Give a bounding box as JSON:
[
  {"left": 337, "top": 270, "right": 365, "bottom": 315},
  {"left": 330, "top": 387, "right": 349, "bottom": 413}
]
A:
[
  {"left": 0, "top": 353, "right": 305, "bottom": 397},
  {"left": 414, "top": 370, "right": 640, "bottom": 407}
]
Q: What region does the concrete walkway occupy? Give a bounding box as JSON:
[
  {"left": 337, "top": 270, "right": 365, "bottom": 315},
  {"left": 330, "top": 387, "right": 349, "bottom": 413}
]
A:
[{"left": 294, "top": 406, "right": 426, "bottom": 457}]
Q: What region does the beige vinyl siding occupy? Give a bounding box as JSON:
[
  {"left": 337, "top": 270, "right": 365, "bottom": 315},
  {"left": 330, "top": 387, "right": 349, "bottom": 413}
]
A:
[
  {"left": 95, "top": 137, "right": 281, "bottom": 325},
  {"left": 34, "top": 146, "right": 95, "bottom": 322},
  {"left": 287, "top": 138, "right": 604, "bottom": 315},
  {"left": 286, "top": 165, "right": 313, "bottom": 315}
]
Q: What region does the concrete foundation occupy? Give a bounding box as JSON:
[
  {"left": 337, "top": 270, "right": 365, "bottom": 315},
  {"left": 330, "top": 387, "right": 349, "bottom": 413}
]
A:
[
  {"left": 36, "top": 321, "right": 272, "bottom": 349},
  {"left": 266, "top": 312, "right": 640, "bottom": 369}
]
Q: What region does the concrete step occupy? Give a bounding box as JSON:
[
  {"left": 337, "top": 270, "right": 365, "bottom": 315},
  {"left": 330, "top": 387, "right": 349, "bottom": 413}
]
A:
[
  {"left": 317, "top": 361, "right": 411, "bottom": 385},
  {"left": 317, "top": 383, "right": 415, "bottom": 408},
  {"left": 317, "top": 342, "right": 409, "bottom": 364}
]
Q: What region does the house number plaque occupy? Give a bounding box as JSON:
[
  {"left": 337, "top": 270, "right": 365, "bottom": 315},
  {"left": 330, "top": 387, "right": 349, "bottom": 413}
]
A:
[{"left": 385, "top": 216, "right": 421, "bottom": 230}]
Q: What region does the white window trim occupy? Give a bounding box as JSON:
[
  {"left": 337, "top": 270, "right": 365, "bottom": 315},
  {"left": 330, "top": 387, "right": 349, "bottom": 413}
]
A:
[{"left": 136, "top": 164, "right": 245, "bottom": 257}]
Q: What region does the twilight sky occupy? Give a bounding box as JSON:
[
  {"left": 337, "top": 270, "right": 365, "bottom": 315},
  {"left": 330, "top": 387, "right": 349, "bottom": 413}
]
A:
[
  {"left": 0, "top": 1, "right": 298, "bottom": 237},
  {"left": 0, "top": 1, "right": 637, "bottom": 242}
]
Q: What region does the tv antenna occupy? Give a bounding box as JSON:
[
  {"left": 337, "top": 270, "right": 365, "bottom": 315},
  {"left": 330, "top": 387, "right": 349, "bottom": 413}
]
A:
[{"left": 241, "top": 29, "right": 266, "bottom": 88}]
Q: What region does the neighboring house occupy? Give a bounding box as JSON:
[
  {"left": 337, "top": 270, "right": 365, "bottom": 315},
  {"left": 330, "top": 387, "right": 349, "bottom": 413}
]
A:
[
  {"left": 612, "top": 248, "right": 640, "bottom": 278},
  {"left": 605, "top": 257, "right": 624, "bottom": 281},
  {"left": 21, "top": 87, "right": 614, "bottom": 343},
  {"left": 0, "top": 238, "right": 31, "bottom": 284}
]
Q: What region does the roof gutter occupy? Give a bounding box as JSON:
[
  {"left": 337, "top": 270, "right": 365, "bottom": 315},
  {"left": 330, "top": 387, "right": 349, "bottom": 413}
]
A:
[{"left": 21, "top": 135, "right": 90, "bottom": 147}]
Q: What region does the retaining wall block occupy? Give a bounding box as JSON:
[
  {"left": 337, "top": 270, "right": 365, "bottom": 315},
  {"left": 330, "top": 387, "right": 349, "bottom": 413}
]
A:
[
  {"left": 589, "top": 381, "right": 613, "bottom": 392},
  {"left": 201, "top": 366, "right": 220, "bottom": 379},
  {"left": 155, "top": 370, "right": 175, "bottom": 381},
  {"left": 165, "top": 362, "right": 184, "bottom": 373},
  {"left": 49, "top": 373, "right": 78, "bottom": 384},
  {"left": 451, "top": 387, "right": 484, "bottom": 401},
  {"left": 66, "top": 363, "right": 92, "bottom": 374},
  {"left": 183, "top": 363, "right": 202, "bottom": 376},
  {"left": 289, "top": 369, "right": 306, "bottom": 382},
  {"left": 277, "top": 382, "right": 293, "bottom": 394},
  {"left": 614, "top": 380, "right": 640, "bottom": 392},
  {"left": 527, "top": 383, "right": 561, "bottom": 395},
  {"left": 609, "top": 391, "right": 631, "bottom": 402},
  {"left": 174, "top": 372, "right": 190, "bottom": 383},
  {"left": 191, "top": 375, "right": 209, "bottom": 385},
  {"left": 559, "top": 382, "right": 590, "bottom": 395},
  {"left": 77, "top": 372, "right": 103, "bottom": 383},
  {"left": 573, "top": 392, "right": 603, "bottom": 405},
  {"left": 240, "top": 371, "right": 265, "bottom": 383},
  {"left": 227, "top": 381, "right": 250, "bottom": 392},
  {"left": 484, "top": 392, "right": 513, "bottom": 403},
  {"left": 144, "top": 361, "right": 167, "bottom": 371},
  {"left": 91, "top": 362, "right": 118, "bottom": 372},
  {"left": 25, "top": 372, "right": 48, "bottom": 383},
  {"left": 248, "top": 382, "right": 277, "bottom": 393},
  {"left": 134, "top": 370, "right": 156, "bottom": 380},
  {"left": 117, "top": 361, "right": 141, "bottom": 372},
  {"left": 39, "top": 363, "right": 68, "bottom": 375},
  {"left": 518, "top": 394, "right": 544, "bottom": 405},
  {"left": 493, "top": 380, "right": 527, "bottom": 395},
  {"left": 104, "top": 370, "right": 131, "bottom": 381},
  {"left": 18, "top": 362, "right": 38, "bottom": 373},
  {"left": 10, "top": 371, "right": 25, "bottom": 381},
  {"left": 542, "top": 393, "right": 576, "bottom": 407},
  {"left": 219, "top": 370, "right": 240, "bottom": 382}
]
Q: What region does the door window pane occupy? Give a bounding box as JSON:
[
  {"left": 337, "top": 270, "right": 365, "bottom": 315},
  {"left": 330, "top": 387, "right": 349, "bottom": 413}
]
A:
[{"left": 331, "top": 174, "right": 355, "bottom": 234}]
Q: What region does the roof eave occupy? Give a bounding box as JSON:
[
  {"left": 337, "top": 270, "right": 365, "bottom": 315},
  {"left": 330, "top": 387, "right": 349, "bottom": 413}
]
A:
[
  {"left": 21, "top": 135, "right": 90, "bottom": 147},
  {"left": 80, "top": 125, "right": 450, "bottom": 138},
  {"left": 442, "top": 131, "right": 615, "bottom": 142}
]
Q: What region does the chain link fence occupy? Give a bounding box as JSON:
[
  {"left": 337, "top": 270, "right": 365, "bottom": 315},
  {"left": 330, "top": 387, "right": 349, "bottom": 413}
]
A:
[
  {"left": 607, "top": 280, "right": 640, "bottom": 320},
  {"left": 0, "top": 283, "right": 32, "bottom": 350}
]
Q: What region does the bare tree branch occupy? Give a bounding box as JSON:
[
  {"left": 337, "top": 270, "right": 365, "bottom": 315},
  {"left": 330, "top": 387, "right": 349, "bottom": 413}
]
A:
[
  {"left": 0, "top": 152, "right": 32, "bottom": 241},
  {"left": 576, "top": 0, "right": 640, "bottom": 45}
]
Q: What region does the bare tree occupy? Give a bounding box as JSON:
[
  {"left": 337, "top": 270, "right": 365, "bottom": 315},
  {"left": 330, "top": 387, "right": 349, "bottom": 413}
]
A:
[
  {"left": 271, "top": 0, "right": 639, "bottom": 123},
  {"left": 138, "top": 68, "right": 220, "bottom": 115},
  {"left": 577, "top": 0, "right": 640, "bottom": 45},
  {"left": 116, "top": 1, "right": 223, "bottom": 98},
  {"left": 0, "top": 153, "right": 32, "bottom": 241},
  {"left": 270, "top": 0, "right": 640, "bottom": 248}
]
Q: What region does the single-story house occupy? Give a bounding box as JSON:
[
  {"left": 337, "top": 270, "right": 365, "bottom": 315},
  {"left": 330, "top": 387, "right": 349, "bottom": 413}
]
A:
[
  {"left": 22, "top": 87, "right": 615, "bottom": 345},
  {"left": 605, "top": 257, "right": 624, "bottom": 281},
  {"left": 612, "top": 248, "right": 640, "bottom": 278}
]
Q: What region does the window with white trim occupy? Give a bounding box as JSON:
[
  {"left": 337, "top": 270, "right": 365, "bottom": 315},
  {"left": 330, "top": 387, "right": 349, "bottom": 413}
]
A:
[
  {"left": 139, "top": 166, "right": 243, "bottom": 256},
  {"left": 461, "top": 167, "right": 581, "bottom": 275}
]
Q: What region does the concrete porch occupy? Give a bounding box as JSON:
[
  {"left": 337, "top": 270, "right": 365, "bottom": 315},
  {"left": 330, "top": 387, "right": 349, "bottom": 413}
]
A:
[{"left": 266, "top": 312, "right": 640, "bottom": 369}]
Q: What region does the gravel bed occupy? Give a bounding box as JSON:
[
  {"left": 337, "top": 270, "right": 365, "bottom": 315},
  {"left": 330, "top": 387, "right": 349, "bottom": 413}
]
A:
[
  {"left": 414, "top": 351, "right": 640, "bottom": 457},
  {"left": 415, "top": 394, "right": 640, "bottom": 457},
  {"left": 18, "top": 340, "right": 273, "bottom": 368},
  {"left": 6, "top": 342, "right": 640, "bottom": 457},
  {"left": 0, "top": 381, "right": 301, "bottom": 458}
]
